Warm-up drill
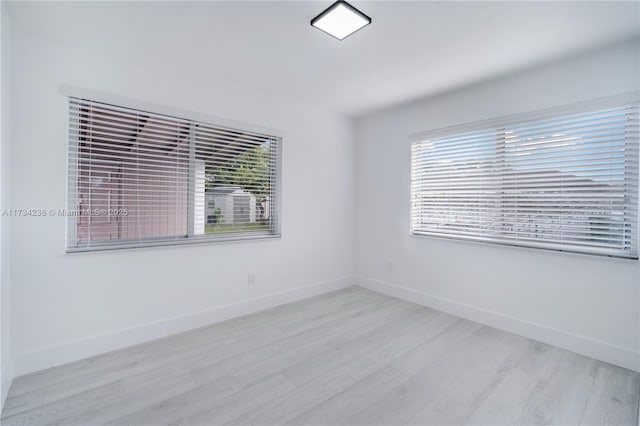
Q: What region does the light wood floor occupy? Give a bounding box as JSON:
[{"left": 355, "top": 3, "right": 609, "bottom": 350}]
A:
[{"left": 2, "top": 286, "right": 639, "bottom": 426}]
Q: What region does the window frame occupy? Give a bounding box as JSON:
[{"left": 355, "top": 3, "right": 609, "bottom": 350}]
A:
[
  {"left": 409, "top": 92, "right": 640, "bottom": 259},
  {"left": 63, "top": 87, "right": 283, "bottom": 253}
]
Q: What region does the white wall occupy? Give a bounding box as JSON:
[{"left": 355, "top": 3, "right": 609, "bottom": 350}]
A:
[
  {"left": 0, "top": 0, "right": 13, "bottom": 407},
  {"left": 4, "top": 3, "right": 639, "bottom": 385},
  {"left": 356, "top": 40, "right": 640, "bottom": 371},
  {"left": 8, "top": 27, "right": 356, "bottom": 376}
]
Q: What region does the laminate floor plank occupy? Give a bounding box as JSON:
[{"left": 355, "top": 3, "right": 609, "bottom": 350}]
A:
[
  {"left": 1, "top": 386, "right": 45, "bottom": 418},
  {"left": 226, "top": 368, "right": 356, "bottom": 426},
  {"left": 344, "top": 325, "right": 507, "bottom": 425},
  {"left": 192, "top": 295, "right": 403, "bottom": 387},
  {"left": 9, "top": 288, "right": 384, "bottom": 413},
  {"left": 284, "top": 366, "right": 410, "bottom": 426},
  {"left": 404, "top": 331, "right": 530, "bottom": 426},
  {"left": 464, "top": 341, "right": 567, "bottom": 425},
  {"left": 105, "top": 375, "right": 244, "bottom": 426},
  {"left": 1, "top": 381, "right": 125, "bottom": 426},
  {"left": 579, "top": 363, "right": 640, "bottom": 426},
  {"left": 2, "top": 286, "right": 637, "bottom": 426},
  {"left": 47, "top": 373, "right": 197, "bottom": 426},
  {"left": 281, "top": 304, "right": 438, "bottom": 386},
  {"left": 7, "top": 287, "right": 364, "bottom": 397},
  {"left": 231, "top": 298, "right": 413, "bottom": 387},
  {"left": 11, "top": 324, "right": 285, "bottom": 416}
]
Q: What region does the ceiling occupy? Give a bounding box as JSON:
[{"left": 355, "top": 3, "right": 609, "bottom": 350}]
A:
[{"left": 6, "top": 1, "right": 640, "bottom": 117}]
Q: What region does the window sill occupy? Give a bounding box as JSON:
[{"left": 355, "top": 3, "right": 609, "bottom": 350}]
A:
[
  {"left": 409, "top": 232, "right": 638, "bottom": 261},
  {"left": 66, "top": 232, "right": 281, "bottom": 253}
]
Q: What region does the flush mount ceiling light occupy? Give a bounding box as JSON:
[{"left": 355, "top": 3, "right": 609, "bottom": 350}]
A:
[{"left": 311, "top": 0, "right": 372, "bottom": 41}]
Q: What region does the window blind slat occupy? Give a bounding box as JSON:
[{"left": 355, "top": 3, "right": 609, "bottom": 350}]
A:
[
  {"left": 67, "top": 97, "right": 281, "bottom": 252},
  {"left": 410, "top": 98, "right": 639, "bottom": 259}
]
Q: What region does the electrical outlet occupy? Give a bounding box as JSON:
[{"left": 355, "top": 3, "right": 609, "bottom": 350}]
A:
[{"left": 248, "top": 273, "right": 256, "bottom": 285}]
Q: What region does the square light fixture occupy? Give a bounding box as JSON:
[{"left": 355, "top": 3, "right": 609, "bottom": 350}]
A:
[{"left": 311, "top": 0, "right": 372, "bottom": 41}]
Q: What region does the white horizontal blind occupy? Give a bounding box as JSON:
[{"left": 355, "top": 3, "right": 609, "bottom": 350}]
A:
[
  {"left": 410, "top": 99, "right": 639, "bottom": 259},
  {"left": 67, "top": 98, "right": 281, "bottom": 252}
]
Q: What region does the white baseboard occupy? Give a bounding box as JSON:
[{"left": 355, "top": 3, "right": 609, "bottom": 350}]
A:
[
  {"left": 12, "top": 274, "right": 638, "bottom": 379},
  {"left": 13, "top": 276, "right": 355, "bottom": 377},
  {"left": 358, "top": 276, "right": 640, "bottom": 372}
]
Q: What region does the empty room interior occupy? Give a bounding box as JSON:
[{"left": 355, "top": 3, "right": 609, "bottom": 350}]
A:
[{"left": 0, "top": 0, "right": 639, "bottom": 425}]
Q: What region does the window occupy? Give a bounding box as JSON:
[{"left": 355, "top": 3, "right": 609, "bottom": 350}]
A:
[
  {"left": 67, "top": 97, "right": 281, "bottom": 252},
  {"left": 410, "top": 95, "right": 639, "bottom": 258}
]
